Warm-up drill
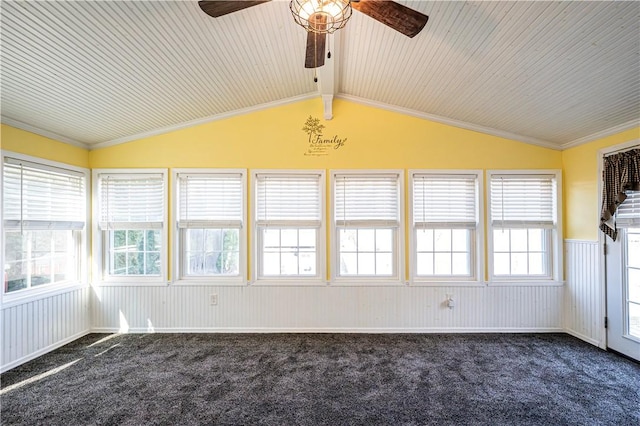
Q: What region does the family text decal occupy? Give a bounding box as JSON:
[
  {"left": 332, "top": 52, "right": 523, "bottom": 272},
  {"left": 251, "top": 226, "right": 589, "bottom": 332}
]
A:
[{"left": 302, "top": 116, "right": 347, "bottom": 156}]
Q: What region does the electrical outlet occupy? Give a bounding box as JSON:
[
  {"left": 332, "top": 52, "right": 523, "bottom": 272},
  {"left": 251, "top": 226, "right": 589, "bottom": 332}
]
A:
[{"left": 210, "top": 294, "right": 218, "bottom": 306}]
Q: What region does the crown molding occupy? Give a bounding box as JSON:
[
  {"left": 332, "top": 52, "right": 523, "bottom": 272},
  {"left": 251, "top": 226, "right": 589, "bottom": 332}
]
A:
[
  {"left": 560, "top": 119, "right": 640, "bottom": 150},
  {"left": 1, "top": 116, "right": 90, "bottom": 150},
  {"left": 90, "top": 93, "right": 319, "bottom": 151},
  {"left": 336, "top": 95, "right": 561, "bottom": 151}
]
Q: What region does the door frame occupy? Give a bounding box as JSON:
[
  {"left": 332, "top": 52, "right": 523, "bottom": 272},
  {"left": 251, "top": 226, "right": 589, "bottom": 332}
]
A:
[{"left": 598, "top": 138, "right": 640, "bottom": 351}]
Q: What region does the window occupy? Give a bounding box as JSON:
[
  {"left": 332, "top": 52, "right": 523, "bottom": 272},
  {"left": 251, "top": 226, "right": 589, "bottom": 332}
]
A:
[
  {"left": 617, "top": 189, "right": 640, "bottom": 338},
  {"left": 488, "top": 171, "right": 562, "bottom": 282},
  {"left": 410, "top": 171, "right": 482, "bottom": 282},
  {"left": 174, "top": 170, "right": 246, "bottom": 282},
  {"left": 94, "top": 170, "right": 168, "bottom": 283},
  {"left": 332, "top": 171, "right": 403, "bottom": 281},
  {"left": 2, "top": 154, "right": 87, "bottom": 294},
  {"left": 253, "top": 171, "right": 325, "bottom": 282}
]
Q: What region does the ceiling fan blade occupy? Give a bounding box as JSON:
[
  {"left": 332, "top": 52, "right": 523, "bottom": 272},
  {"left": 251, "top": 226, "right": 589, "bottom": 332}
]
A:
[
  {"left": 304, "top": 15, "right": 327, "bottom": 68},
  {"left": 198, "top": 1, "right": 270, "bottom": 18},
  {"left": 351, "top": 0, "right": 428, "bottom": 38}
]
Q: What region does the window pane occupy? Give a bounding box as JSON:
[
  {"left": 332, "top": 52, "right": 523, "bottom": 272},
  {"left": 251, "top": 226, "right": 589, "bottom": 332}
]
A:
[
  {"left": 375, "top": 229, "right": 393, "bottom": 252},
  {"left": 528, "top": 229, "right": 544, "bottom": 251},
  {"left": 434, "top": 229, "right": 451, "bottom": 252},
  {"left": 114, "top": 253, "right": 127, "bottom": 275},
  {"left": 452, "top": 253, "right": 470, "bottom": 275},
  {"left": 358, "top": 229, "right": 375, "bottom": 252},
  {"left": 109, "top": 230, "right": 161, "bottom": 276},
  {"left": 629, "top": 302, "right": 640, "bottom": 339},
  {"left": 263, "top": 229, "right": 280, "bottom": 249},
  {"left": 281, "top": 229, "right": 298, "bottom": 248},
  {"left": 416, "top": 229, "right": 433, "bottom": 252},
  {"left": 222, "top": 252, "right": 239, "bottom": 275},
  {"left": 280, "top": 252, "right": 298, "bottom": 275},
  {"left": 627, "top": 230, "right": 640, "bottom": 268},
  {"left": 299, "top": 229, "right": 316, "bottom": 249},
  {"left": 146, "top": 252, "right": 161, "bottom": 275},
  {"left": 451, "top": 229, "right": 469, "bottom": 252},
  {"left": 628, "top": 268, "right": 640, "bottom": 304},
  {"left": 511, "top": 253, "right": 528, "bottom": 274},
  {"left": 205, "top": 229, "right": 222, "bottom": 252},
  {"left": 494, "top": 253, "right": 510, "bottom": 275},
  {"left": 528, "top": 253, "right": 545, "bottom": 275},
  {"left": 376, "top": 253, "right": 393, "bottom": 275},
  {"left": 340, "top": 229, "right": 357, "bottom": 251},
  {"left": 340, "top": 253, "right": 357, "bottom": 275},
  {"left": 263, "top": 252, "right": 280, "bottom": 275},
  {"left": 358, "top": 253, "right": 375, "bottom": 275},
  {"left": 493, "top": 229, "right": 510, "bottom": 252},
  {"left": 511, "top": 229, "right": 528, "bottom": 252},
  {"left": 434, "top": 253, "right": 452, "bottom": 275},
  {"left": 299, "top": 252, "right": 316, "bottom": 275},
  {"left": 417, "top": 253, "right": 434, "bottom": 275}
]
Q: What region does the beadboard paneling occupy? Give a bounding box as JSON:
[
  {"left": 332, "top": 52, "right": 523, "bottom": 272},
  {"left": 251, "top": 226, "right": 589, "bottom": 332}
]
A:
[
  {"left": 1, "top": 286, "right": 91, "bottom": 372},
  {"left": 564, "top": 240, "right": 603, "bottom": 347},
  {"left": 91, "top": 284, "right": 563, "bottom": 333}
]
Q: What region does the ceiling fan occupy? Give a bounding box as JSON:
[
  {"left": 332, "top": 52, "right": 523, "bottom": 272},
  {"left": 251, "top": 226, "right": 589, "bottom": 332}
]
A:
[{"left": 198, "top": 0, "right": 428, "bottom": 68}]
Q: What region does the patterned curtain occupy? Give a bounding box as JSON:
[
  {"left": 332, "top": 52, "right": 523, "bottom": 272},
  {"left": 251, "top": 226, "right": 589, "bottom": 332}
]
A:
[{"left": 600, "top": 148, "right": 640, "bottom": 241}]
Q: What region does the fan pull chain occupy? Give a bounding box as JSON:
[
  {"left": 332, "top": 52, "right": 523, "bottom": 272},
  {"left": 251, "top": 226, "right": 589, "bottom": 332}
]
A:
[{"left": 327, "top": 35, "right": 331, "bottom": 59}]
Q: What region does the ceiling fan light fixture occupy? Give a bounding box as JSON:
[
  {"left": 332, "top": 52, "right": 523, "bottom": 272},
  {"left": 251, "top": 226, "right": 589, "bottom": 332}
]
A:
[{"left": 290, "top": 0, "right": 352, "bottom": 34}]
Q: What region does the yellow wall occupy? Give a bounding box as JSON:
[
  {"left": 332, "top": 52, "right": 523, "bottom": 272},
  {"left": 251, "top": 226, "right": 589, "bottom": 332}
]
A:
[
  {"left": 1, "top": 124, "right": 89, "bottom": 168},
  {"left": 90, "top": 99, "right": 561, "bottom": 170},
  {"left": 562, "top": 127, "right": 640, "bottom": 241},
  {"left": 88, "top": 98, "right": 562, "bottom": 280}
]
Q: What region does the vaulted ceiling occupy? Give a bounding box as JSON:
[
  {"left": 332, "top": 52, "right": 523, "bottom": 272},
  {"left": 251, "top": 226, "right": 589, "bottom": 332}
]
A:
[{"left": 1, "top": 1, "right": 639, "bottom": 150}]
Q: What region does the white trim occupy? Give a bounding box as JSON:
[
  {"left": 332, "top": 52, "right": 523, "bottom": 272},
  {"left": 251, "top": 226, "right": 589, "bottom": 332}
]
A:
[
  {"left": 486, "top": 169, "right": 563, "bottom": 283},
  {"left": 330, "top": 169, "right": 405, "bottom": 283},
  {"left": 0, "top": 330, "right": 90, "bottom": 374},
  {"left": 92, "top": 168, "right": 169, "bottom": 285},
  {"left": 564, "top": 329, "right": 601, "bottom": 347},
  {"left": 1, "top": 283, "right": 90, "bottom": 309},
  {"left": 89, "top": 327, "right": 565, "bottom": 334},
  {"left": 171, "top": 168, "right": 248, "bottom": 284},
  {"left": 408, "top": 169, "right": 485, "bottom": 284},
  {"left": 561, "top": 120, "right": 640, "bottom": 150},
  {"left": 1, "top": 151, "right": 90, "bottom": 299},
  {"left": 0, "top": 117, "right": 90, "bottom": 150},
  {"left": 597, "top": 139, "right": 640, "bottom": 351},
  {"left": 90, "top": 94, "right": 318, "bottom": 150},
  {"left": 250, "top": 169, "right": 327, "bottom": 284},
  {"left": 336, "top": 94, "right": 561, "bottom": 150}
]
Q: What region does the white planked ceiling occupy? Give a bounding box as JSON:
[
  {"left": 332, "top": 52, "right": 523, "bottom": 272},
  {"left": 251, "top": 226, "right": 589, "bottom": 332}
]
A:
[{"left": 1, "top": 0, "right": 639, "bottom": 150}]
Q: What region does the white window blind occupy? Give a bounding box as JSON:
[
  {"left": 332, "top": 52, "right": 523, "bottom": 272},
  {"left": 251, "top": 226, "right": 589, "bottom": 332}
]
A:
[
  {"left": 256, "top": 174, "right": 321, "bottom": 226},
  {"left": 413, "top": 174, "right": 477, "bottom": 228},
  {"left": 335, "top": 174, "right": 399, "bottom": 226},
  {"left": 98, "top": 173, "right": 164, "bottom": 230},
  {"left": 177, "top": 173, "right": 243, "bottom": 228},
  {"left": 490, "top": 174, "right": 555, "bottom": 228},
  {"left": 617, "top": 190, "right": 640, "bottom": 227},
  {"left": 3, "top": 157, "right": 85, "bottom": 230}
]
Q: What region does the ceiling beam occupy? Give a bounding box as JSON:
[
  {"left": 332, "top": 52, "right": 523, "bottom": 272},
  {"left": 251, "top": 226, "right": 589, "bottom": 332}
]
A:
[{"left": 316, "top": 31, "right": 340, "bottom": 120}]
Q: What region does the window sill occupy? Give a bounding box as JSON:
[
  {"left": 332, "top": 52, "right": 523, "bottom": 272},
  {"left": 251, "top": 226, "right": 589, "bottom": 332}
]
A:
[
  {"left": 1, "top": 281, "right": 89, "bottom": 309},
  {"left": 487, "top": 280, "right": 565, "bottom": 287},
  {"left": 172, "top": 278, "right": 246, "bottom": 286},
  {"left": 409, "top": 280, "right": 485, "bottom": 287}
]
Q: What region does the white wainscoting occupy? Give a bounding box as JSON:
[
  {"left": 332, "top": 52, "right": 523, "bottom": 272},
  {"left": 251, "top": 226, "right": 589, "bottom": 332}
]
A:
[
  {"left": 1, "top": 286, "right": 91, "bottom": 373},
  {"left": 563, "top": 240, "right": 604, "bottom": 347},
  {"left": 91, "top": 284, "right": 564, "bottom": 333}
]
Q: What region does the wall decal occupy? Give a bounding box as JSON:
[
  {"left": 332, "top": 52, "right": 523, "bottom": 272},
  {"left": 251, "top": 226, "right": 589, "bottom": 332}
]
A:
[{"left": 302, "top": 116, "right": 347, "bottom": 156}]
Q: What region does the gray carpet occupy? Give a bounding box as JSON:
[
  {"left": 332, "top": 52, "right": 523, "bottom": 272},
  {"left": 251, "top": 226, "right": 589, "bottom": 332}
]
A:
[{"left": 1, "top": 333, "right": 638, "bottom": 425}]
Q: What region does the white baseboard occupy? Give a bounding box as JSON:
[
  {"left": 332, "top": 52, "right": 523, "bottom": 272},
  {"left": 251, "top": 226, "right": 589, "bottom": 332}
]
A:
[
  {"left": 1, "top": 330, "right": 91, "bottom": 373},
  {"left": 90, "top": 326, "right": 565, "bottom": 334},
  {"left": 564, "top": 328, "right": 602, "bottom": 348}
]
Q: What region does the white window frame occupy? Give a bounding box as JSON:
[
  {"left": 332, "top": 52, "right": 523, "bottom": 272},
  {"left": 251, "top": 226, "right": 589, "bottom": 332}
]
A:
[
  {"left": 92, "top": 168, "right": 168, "bottom": 285},
  {"left": 487, "top": 169, "right": 563, "bottom": 285},
  {"left": 251, "top": 170, "right": 326, "bottom": 285},
  {"left": 409, "top": 170, "right": 484, "bottom": 285},
  {"left": 331, "top": 170, "right": 404, "bottom": 285},
  {"left": 1, "top": 151, "right": 89, "bottom": 303},
  {"left": 172, "top": 169, "right": 247, "bottom": 285}
]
